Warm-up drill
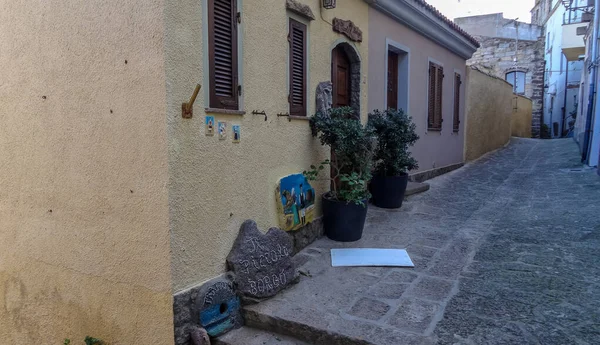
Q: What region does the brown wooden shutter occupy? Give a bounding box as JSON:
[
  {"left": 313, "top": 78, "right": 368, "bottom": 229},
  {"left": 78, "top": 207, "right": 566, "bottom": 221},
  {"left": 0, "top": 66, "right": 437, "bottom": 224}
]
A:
[
  {"left": 289, "top": 19, "right": 307, "bottom": 117},
  {"left": 428, "top": 62, "right": 444, "bottom": 131},
  {"left": 428, "top": 63, "right": 437, "bottom": 129},
  {"left": 453, "top": 73, "right": 461, "bottom": 132},
  {"left": 208, "top": 0, "right": 238, "bottom": 110},
  {"left": 434, "top": 65, "right": 443, "bottom": 130}
]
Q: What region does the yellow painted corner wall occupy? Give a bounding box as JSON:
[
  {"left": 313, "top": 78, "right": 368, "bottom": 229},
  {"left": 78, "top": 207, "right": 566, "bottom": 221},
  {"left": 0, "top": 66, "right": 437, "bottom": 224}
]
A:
[
  {"left": 464, "top": 68, "right": 513, "bottom": 161},
  {"left": 0, "top": 1, "right": 174, "bottom": 344},
  {"left": 166, "top": 0, "right": 369, "bottom": 292},
  {"left": 511, "top": 96, "right": 533, "bottom": 138}
]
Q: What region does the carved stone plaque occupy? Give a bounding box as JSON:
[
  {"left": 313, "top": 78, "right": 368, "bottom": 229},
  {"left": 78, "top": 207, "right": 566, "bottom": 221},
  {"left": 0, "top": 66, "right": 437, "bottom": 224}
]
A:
[
  {"left": 316, "top": 81, "right": 333, "bottom": 115},
  {"left": 332, "top": 18, "right": 363, "bottom": 42},
  {"left": 195, "top": 274, "right": 243, "bottom": 337},
  {"left": 226, "top": 220, "right": 299, "bottom": 302}
]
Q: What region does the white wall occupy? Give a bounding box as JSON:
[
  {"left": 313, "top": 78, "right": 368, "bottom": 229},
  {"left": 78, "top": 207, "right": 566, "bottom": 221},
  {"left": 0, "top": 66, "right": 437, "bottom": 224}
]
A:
[{"left": 543, "top": 0, "right": 583, "bottom": 137}]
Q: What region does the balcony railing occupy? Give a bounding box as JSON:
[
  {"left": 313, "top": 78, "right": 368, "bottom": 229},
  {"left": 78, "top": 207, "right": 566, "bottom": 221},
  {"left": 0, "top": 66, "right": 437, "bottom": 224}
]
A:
[{"left": 563, "top": 6, "right": 594, "bottom": 25}]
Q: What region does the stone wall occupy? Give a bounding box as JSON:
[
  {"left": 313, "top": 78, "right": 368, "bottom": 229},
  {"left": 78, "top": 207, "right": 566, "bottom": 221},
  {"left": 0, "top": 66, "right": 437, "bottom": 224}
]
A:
[
  {"left": 511, "top": 95, "right": 534, "bottom": 138},
  {"left": 466, "top": 36, "right": 545, "bottom": 137},
  {"left": 464, "top": 68, "right": 514, "bottom": 161},
  {"left": 455, "top": 13, "right": 542, "bottom": 41}
]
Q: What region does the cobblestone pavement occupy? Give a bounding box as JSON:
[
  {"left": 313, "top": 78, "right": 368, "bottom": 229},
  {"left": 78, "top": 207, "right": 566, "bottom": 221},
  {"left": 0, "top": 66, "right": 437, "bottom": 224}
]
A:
[{"left": 246, "top": 138, "right": 600, "bottom": 344}]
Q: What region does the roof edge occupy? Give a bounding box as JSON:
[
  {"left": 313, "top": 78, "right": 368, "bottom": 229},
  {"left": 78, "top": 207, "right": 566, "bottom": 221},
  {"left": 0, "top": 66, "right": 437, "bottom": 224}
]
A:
[{"left": 365, "top": 0, "right": 479, "bottom": 59}]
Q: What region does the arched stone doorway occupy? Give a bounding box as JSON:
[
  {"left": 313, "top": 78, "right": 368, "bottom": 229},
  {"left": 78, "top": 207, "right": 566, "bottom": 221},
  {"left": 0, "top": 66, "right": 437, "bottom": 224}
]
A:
[{"left": 331, "top": 42, "right": 361, "bottom": 117}]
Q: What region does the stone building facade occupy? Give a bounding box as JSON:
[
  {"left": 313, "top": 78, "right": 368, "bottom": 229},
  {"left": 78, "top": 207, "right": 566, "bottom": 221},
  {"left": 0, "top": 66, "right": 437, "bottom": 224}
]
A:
[
  {"left": 466, "top": 36, "right": 546, "bottom": 137},
  {"left": 455, "top": 13, "right": 545, "bottom": 137}
]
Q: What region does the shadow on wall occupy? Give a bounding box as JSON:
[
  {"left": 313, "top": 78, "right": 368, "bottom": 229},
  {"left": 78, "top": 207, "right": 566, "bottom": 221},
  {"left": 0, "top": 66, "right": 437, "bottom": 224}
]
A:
[{"left": 464, "top": 67, "right": 532, "bottom": 161}]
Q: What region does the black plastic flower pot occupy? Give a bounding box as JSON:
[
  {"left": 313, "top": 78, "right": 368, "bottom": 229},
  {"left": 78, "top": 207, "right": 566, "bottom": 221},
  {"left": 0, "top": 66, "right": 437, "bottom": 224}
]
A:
[
  {"left": 322, "top": 193, "right": 368, "bottom": 242},
  {"left": 370, "top": 173, "right": 409, "bottom": 209}
]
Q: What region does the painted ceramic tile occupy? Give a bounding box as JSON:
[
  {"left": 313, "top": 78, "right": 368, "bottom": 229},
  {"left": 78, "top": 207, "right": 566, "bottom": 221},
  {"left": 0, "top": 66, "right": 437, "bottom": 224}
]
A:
[
  {"left": 232, "top": 125, "right": 240, "bottom": 143},
  {"left": 275, "top": 174, "right": 316, "bottom": 231},
  {"left": 205, "top": 116, "right": 215, "bottom": 136},
  {"left": 218, "top": 122, "right": 227, "bottom": 140}
]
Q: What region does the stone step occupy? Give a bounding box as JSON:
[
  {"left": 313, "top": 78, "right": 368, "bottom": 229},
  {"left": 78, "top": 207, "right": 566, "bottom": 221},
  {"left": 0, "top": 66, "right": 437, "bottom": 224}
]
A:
[
  {"left": 242, "top": 307, "right": 371, "bottom": 345},
  {"left": 213, "top": 326, "right": 311, "bottom": 345},
  {"left": 404, "top": 181, "right": 430, "bottom": 197}
]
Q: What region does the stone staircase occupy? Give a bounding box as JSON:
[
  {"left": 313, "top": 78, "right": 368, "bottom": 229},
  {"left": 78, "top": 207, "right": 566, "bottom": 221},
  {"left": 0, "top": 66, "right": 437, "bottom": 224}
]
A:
[
  {"left": 213, "top": 326, "right": 311, "bottom": 345},
  {"left": 214, "top": 182, "right": 432, "bottom": 345},
  {"left": 215, "top": 306, "right": 370, "bottom": 345},
  {"left": 241, "top": 306, "right": 372, "bottom": 345}
]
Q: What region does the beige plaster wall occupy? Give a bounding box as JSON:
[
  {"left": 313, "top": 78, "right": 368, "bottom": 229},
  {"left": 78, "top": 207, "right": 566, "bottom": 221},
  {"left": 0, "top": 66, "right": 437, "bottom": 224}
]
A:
[
  {"left": 464, "top": 68, "right": 514, "bottom": 161},
  {"left": 166, "top": 0, "right": 370, "bottom": 292},
  {"left": 0, "top": 1, "right": 173, "bottom": 344},
  {"left": 511, "top": 96, "right": 533, "bottom": 138},
  {"left": 368, "top": 7, "right": 467, "bottom": 173}
]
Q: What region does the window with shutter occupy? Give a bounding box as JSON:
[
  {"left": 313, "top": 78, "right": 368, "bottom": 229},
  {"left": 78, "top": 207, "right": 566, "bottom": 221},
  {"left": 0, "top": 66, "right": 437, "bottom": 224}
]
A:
[
  {"left": 289, "top": 19, "right": 307, "bottom": 117},
  {"left": 428, "top": 63, "right": 436, "bottom": 129},
  {"left": 208, "top": 0, "right": 239, "bottom": 110},
  {"left": 453, "top": 73, "right": 461, "bottom": 132},
  {"left": 428, "top": 62, "right": 443, "bottom": 131},
  {"left": 435, "top": 66, "right": 443, "bottom": 129}
]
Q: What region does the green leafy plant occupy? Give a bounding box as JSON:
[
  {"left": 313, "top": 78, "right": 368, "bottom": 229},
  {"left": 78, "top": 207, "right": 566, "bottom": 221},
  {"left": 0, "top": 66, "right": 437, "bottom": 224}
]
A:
[
  {"left": 63, "top": 337, "right": 103, "bottom": 345},
  {"left": 367, "top": 109, "right": 419, "bottom": 176},
  {"left": 85, "top": 337, "right": 103, "bottom": 345},
  {"left": 305, "top": 107, "right": 376, "bottom": 206},
  {"left": 541, "top": 123, "right": 551, "bottom": 139}
]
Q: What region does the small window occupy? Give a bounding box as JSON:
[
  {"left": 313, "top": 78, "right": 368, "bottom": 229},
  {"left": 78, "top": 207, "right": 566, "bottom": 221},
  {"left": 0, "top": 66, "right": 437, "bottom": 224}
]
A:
[
  {"left": 288, "top": 19, "right": 307, "bottom": 116},
  {"left": 453, "top": 73, "right": 461, "bottom": 132},
  {"left": 208, "top": 0, "right": 239, "bottom": 110},
  {"left": 505, "top": 71, "right": 526, "bottom": 94},
  {"left": 428, "top": 62, "right": 443, "bottom": 131}
]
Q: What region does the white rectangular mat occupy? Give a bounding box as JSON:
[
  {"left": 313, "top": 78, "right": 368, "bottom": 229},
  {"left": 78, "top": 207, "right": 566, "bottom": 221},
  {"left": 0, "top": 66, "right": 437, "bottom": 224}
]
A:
[{"left": 331, "top": 248, "right": 414, "bottom": 267}]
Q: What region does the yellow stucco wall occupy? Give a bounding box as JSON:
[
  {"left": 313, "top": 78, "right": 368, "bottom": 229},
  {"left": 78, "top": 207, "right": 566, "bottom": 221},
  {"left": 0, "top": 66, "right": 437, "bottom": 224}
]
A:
[
  {"left": 511, "top": 96, "right": 533, "bottom": 138},
  {"left": 0, "top": 1, "right": 174, "bottom": 344},
  {"left": 464, "top": 68, "right": 513, "bottom": 161},
  {"left": 166, "top": 0, "right": 370, "bottom": 292}
]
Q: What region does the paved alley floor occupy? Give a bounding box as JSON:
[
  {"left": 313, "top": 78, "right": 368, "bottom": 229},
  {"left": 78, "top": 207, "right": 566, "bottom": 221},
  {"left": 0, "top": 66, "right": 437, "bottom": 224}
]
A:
[{"left": 245, "top": 138, "right": 600, "bottom": 344}]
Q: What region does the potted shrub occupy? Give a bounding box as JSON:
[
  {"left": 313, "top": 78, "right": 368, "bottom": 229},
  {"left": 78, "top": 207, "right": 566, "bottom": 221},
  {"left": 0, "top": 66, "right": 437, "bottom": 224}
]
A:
[
  {"left": 305, "top": 107, "right": 376, "bottom": 242},
  {"left": 367, "top": 109, "right": 419, "bottom": 208}
]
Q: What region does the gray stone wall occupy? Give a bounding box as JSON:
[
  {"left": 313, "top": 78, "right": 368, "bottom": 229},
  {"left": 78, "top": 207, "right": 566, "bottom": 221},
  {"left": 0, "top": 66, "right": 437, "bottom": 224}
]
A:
[
  {"left": 466, "top": 36, "right": 545, "bottom": 137},
  {"left": 455, "top": 13, "right": 542, "bottom": 41}
]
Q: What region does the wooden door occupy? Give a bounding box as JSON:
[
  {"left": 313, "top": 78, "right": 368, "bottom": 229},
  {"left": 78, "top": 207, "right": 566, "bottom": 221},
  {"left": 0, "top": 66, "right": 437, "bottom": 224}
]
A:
[
  {"left": 332, "top": 46, "right": 351, "bottom": 108},
  {"left": 330, "top": 46, "right": 353, "bottom": 192},
  {"left": 387, "top": 51, "right": 398, "bottom": 110}
]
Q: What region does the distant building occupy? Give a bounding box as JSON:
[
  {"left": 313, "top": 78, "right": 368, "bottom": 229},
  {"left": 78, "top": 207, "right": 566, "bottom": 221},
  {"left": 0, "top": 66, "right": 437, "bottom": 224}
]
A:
[
  {"left": 531, "top": 0, "right": 587, "bottom": 138},
  {"left": 531, "top": 0, "right": 555, "bottom": 25},
  {"left": 570, "top": 0, "right": 599, "bottom": 167},
  {"left": 455, "top": 13, "right": 545, "bottom": 137}
]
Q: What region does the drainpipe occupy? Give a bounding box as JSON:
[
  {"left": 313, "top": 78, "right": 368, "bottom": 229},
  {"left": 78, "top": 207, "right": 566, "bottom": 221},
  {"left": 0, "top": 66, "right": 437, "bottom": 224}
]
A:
[
  {"left": 582, "top": 0, "right": 600, "bottom": 163},
  {"left": 562, "top": 59, "right": 569, "bottom": 137}
]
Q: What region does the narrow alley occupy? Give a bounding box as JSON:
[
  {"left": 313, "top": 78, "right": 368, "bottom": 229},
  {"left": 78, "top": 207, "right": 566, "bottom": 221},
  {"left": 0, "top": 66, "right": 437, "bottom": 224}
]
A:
[{"left": 220, "top": 138, "right": 600, "bottom": 345}]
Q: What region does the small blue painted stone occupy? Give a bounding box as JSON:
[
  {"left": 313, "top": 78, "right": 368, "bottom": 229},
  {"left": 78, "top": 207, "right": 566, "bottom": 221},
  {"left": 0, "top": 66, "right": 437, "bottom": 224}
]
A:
[{"left": 195, "top": 274, "right": 243, "bottom": 337}]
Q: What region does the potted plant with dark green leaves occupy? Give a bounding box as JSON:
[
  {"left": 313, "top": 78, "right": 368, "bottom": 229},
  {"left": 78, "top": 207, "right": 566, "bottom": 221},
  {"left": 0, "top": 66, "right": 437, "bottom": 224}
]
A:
[
  {"left": 305, "top": 107, "right": 376, "bottom": 242},
  {"left": 367, "top": 109, "right": 419, "bottom": 209}
]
